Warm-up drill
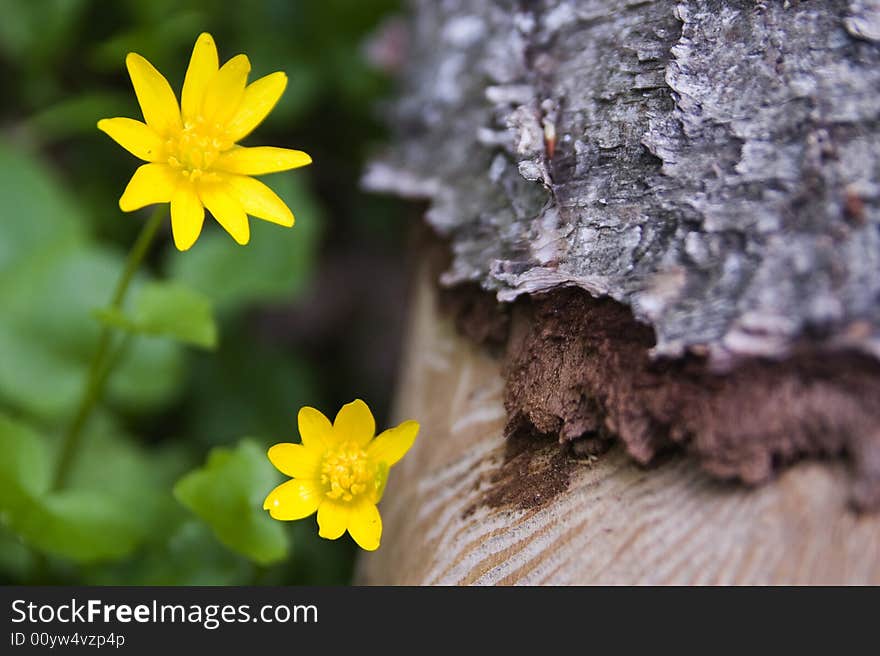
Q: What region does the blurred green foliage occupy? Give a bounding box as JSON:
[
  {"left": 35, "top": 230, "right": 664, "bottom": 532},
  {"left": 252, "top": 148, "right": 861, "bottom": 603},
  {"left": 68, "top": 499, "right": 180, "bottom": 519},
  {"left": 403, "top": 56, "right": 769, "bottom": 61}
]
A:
[
  {"left": 173, "top": 440, "right": 287, "bottom": 566},
  {"left": 0, "top": 0, "right": 405, "bottom": 585}
]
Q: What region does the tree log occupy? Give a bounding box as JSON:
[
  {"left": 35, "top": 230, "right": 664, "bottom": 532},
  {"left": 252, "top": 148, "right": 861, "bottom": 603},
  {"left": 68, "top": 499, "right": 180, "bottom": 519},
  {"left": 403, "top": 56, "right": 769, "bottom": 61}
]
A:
[
  {"left": 364, "top": 0, "right": 880, "bottom": 505},
  {"left": 356, "top": 268, "right": 880, "bottom": 584}
]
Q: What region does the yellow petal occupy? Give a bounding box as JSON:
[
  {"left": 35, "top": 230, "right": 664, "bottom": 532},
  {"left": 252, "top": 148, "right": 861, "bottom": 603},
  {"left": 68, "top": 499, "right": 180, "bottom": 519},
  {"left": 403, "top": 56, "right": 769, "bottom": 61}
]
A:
[
  {"left": 215, "top": 146, "right": 312, "bottom": 176},
  {"left": 119, "top": 163, "right": 177, "bottom": 212},
  {"left": 181, "top": 32, "right": 219, "bottom": 123},
  {"left": 263, "top": 479, "right": 321, "bottom": 520},
  {"left": 170, "top": 184, "right": 204, "bottom": 251},
  {"left": 199, "top": 182, "right": 250, "bottom": 245},
  {"left": 347, "top": 499, "right": 382, "bottom": 551},
  {"left": 125, "top": 52, "right": 181, "bottom": 136},
  {"left": 267, "top": 443, "right": 322, "bottom": 480},
  {"left": 298, "top": 406, "right": 333, "bottom": 449},
  {"left": 225, "top": 71, "right": 287, "bottom": 142},
  {"left": 371, "top": 461, "right": 389, "bottom": 504},
  {"left": 367, "top": 420, "right": 419, "bottom": 468},
  {"left": 317, "top": 500, "right": 349, "bottom": 540},
  {"left": 97, "top": 118, "right": 164, "bottom": 162},
  {"left": 202, "top": 53, "right": 251, "bottom": 125},
  {"left": 333, "top": 399, "right": 376, "bottom": 447},
  {"left": 222, "top": 174, "right": 294, "bottom": 227}
]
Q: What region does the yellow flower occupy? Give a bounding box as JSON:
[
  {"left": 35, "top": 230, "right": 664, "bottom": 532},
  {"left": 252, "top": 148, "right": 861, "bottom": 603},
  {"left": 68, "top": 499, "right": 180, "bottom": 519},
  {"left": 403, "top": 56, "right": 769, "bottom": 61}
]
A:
[
  {"left": 98, "top": 32, "right": 311, "bottom": 251},
  {"left": 263, "top": 400, "right": 419, "bottom": 551}
]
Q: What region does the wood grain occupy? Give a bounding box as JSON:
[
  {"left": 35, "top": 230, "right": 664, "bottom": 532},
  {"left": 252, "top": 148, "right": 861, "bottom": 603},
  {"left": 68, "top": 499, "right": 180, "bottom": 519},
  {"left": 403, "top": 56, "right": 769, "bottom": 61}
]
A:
[{"left": 356, "top": 269, "right": 880, "bottom": 585}]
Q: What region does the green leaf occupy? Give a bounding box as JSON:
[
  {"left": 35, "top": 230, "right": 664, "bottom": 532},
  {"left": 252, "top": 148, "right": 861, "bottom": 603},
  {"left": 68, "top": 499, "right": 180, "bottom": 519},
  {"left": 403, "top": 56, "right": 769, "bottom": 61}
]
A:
[
  {"left": 0, "top": 245, "right": 184, "bottom": 420},
  {"left": 28, "top": 92, "right": 134, "bottom": 142},
  {"left": 0, "top": 0, "right": 88, "bottom": 65},
  {"left": 13, "top": 489, "right": 143, "bottom": 562},
  {"left": 0, "top": 140, "right": 84, "bottom": 278},
  {"left": 0, "top": 142, "right": 186, "bottom": 420},
  {"left": 95, "top": 282, "right": 218, "bottom": 349},
  {"left": 0, "top": 414, "right": 51, "bottom": 513},
  {"left": 0, "top": 527, "right": 35, "bottom": 582},
  {"left": 0, "top": 414, "right": 146, "bottom": 563},
  {"left": 92, "top": 307, "right": 136, "bottom": 332},
  {"left": 173, "top": 440, "right": 288, "bottom": 565},
  {"left": 66, "top": 420, "right": 187, "bottom": 537},
  {"left": 168, "top": 174, "right": 322, "bottom": 312},
  {"left": 108, "top": 336, "right": 184, "bottom": 415}
]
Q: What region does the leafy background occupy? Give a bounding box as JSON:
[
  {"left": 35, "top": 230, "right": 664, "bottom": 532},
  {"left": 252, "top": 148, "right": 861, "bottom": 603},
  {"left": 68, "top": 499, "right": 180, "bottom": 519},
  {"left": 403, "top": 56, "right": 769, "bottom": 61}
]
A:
[{"left": 0, "top": 0, "right": 414, "bottom": 584}]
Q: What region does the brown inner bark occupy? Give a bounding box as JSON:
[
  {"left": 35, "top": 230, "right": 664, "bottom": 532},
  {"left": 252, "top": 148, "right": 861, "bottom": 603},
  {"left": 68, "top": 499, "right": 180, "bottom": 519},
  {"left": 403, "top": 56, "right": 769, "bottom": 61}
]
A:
[{"left": 438, "top": 251, "right": 880, "bottom": 511}]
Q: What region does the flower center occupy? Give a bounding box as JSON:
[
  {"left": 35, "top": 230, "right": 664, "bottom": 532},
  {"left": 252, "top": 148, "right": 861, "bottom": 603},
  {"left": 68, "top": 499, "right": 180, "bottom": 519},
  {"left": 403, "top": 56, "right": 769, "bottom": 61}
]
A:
[
  {"left": 320, "top": 441, "right": 374, "bottom": 502},
  {"left": 165, "top": 117, "right": 233, "bottom": 182}
]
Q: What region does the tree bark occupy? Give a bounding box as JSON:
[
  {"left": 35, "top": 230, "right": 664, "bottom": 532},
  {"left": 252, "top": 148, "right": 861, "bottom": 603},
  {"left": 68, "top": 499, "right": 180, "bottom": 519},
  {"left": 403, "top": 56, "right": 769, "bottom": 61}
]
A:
[{"left": 366, "top": 0, "right": 880, "bottom": 363}]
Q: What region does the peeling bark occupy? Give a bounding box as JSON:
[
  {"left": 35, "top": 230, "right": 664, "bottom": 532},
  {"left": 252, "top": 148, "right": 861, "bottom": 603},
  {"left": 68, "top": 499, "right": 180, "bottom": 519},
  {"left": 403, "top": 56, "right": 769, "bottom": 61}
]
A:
[
  {"left": 365, "top": 0, "right": 880, "bottom": 365},
  {"left": 503, "top": 288, "right": 880, "bottom": 508},
  {"left": 365, "top": 0, "right": 880, "bottom": 504}
]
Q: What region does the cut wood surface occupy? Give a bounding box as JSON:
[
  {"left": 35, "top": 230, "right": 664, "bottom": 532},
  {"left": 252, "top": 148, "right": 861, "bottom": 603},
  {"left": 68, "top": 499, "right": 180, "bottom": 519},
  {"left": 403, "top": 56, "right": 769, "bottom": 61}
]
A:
[{"left": 356, "top": 270, "right": 880, "bottom": 584}]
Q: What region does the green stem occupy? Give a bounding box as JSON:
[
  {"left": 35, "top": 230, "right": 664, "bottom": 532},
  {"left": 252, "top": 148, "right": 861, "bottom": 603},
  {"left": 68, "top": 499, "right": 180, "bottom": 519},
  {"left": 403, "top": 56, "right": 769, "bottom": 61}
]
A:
[{"left": 51, "top": 206, "right": 166, "bottom": 491}]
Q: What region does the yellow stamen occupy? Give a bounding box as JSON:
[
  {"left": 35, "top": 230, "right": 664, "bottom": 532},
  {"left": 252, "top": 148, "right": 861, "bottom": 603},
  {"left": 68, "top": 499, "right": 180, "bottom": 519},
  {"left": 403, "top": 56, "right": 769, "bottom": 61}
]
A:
[
  {"left": 164, "top": 117, "right": 232, "bottom": 182},
  {"left": 320, "top": 441, "right": 375, "bottom": 502}
]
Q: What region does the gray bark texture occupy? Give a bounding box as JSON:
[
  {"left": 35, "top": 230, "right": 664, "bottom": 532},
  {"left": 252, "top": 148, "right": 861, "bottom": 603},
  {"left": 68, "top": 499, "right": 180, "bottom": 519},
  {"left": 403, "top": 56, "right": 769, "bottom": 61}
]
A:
[{"left": 364, "top": 0, "right": 880, "bottom": 369}]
